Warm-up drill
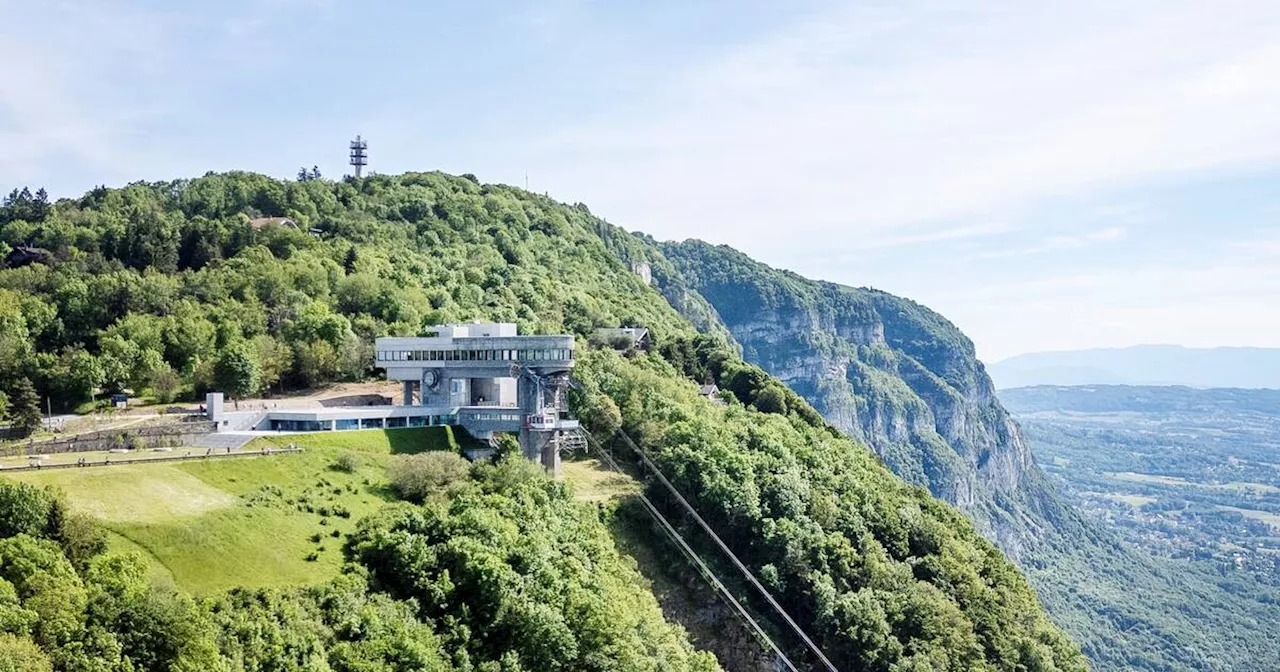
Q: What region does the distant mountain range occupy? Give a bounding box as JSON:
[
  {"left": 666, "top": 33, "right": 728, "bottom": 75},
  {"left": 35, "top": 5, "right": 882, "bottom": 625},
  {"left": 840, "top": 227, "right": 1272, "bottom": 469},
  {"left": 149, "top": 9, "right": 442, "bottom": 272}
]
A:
[{"left": 987, "top": 345, "right": 1280, "bottom": 389}]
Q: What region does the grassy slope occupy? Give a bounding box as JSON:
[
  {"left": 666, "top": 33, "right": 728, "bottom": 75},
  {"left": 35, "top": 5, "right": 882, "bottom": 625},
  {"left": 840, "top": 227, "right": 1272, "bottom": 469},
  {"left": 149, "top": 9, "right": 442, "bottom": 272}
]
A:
[{"left": 2, "top": 427, "right": 457, "bottom": 593}]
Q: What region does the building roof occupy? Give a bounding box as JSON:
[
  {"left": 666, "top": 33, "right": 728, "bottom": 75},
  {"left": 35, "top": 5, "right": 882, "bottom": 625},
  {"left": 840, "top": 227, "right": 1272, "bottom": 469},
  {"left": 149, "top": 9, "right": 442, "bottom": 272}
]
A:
[
  {"left": 3, "top": 245, "right": 52, "bottom": 268},
  {"left": 248, "top": 216, "right": 298, "bottom": 230},
  {"left": 594, "top": 327, "right": 650, "bottom": 347},
  {"left": 699, "top": 384, "right": 720, "bottom": 396}
]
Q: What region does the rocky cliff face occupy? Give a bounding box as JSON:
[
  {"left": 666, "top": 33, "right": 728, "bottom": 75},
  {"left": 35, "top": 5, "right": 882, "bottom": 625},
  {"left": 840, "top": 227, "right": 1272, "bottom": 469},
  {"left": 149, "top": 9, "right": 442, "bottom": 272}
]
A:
[
  {"left": 654, "top": 240, "right": 1060, "bottom": 555},
  {"left": 606, "top": 236, "right": 1275, "bottom": 671}
]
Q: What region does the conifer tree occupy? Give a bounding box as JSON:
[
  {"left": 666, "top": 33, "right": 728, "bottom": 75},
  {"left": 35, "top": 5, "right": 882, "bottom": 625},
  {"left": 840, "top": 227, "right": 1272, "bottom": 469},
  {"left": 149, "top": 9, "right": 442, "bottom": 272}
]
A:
[{"left": 7, "top": 377, "right": 42, "bottom": 437}]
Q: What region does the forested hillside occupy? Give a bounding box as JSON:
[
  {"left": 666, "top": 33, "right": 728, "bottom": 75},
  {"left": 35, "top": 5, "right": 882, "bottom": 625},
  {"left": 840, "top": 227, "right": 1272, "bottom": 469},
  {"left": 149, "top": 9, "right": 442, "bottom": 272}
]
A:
[
  {"left": 0, "top": 172, "right": 1085, "bottom": 670},
  {"left": 653, "top": 241, "right": 1280, "bottom": 670},
  {"left": 0, "top": 460, "right": 720, "bottom": 671},
  {"left": 0, "top": 175, "right": 685, "bottom": 422}
]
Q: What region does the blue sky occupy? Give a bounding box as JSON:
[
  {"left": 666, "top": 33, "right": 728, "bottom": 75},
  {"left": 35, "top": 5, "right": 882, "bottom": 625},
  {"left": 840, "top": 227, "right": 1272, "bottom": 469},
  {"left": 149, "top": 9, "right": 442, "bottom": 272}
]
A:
[{"left": 3, "top": 0, "right": 1279, "bottom": 361}]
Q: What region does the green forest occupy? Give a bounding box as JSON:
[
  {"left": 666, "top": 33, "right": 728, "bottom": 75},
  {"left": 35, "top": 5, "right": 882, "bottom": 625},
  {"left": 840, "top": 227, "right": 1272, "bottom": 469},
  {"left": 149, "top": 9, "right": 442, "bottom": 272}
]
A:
[
  {"left": 0, "top": 172, "right": 1087, "bottom": 670},
  {"left": 643, "top": 239, "right": 1280, "bottom": 671},
  {"left": 0, "top": 175, "right": 686, "bottom": 429},
  {"left": 0, "top": 458, "right": 718, "bottom": 671}
]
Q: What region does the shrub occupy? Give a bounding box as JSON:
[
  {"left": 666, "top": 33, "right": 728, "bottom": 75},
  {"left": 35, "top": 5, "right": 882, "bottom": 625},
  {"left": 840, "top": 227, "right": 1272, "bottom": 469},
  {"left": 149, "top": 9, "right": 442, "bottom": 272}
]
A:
[
  {"left": 387, "top": 452, "right": 471, "bottom": 502},
  {"left": 48, "top": 502, "right": 107, "bottom": 570},
  {"left": 330, "top": 453, "right": 358, "bottom": 473},
  {"left": 0, "top": 482, "right": 55, "bottom": 538},
  {"left": 0, "top": 633, "right": 52, "bottom": 672}
]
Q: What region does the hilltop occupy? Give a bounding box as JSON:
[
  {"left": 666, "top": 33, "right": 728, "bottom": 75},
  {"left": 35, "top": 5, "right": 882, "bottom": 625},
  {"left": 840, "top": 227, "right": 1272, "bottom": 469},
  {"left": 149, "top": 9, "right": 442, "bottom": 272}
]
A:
[{"left": 0, "top": 171, "right": 1085, "bottom": 670}]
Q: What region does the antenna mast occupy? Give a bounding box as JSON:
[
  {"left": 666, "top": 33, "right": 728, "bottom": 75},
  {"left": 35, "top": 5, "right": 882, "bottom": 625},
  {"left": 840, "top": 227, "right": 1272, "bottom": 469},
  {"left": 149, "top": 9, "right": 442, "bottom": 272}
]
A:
[{"left": 349, "top": 135, "right": 368, "bottom": 178}]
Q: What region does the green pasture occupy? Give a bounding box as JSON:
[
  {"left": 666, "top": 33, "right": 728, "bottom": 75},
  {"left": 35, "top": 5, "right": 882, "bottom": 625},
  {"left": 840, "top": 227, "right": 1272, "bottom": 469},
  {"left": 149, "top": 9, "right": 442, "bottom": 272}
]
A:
[{"left": 2, "top": 427, "right": 459, "bottom": 594}]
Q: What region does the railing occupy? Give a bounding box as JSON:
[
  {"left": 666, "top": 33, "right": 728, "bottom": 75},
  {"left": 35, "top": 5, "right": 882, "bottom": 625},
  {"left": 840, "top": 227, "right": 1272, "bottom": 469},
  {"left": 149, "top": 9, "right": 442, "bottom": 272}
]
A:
[
  {"left": 1, "top": 421, "right": 218, "bottom": 458},
  {"left": 0, "top": 446, "right": 303, "bottom": 472}
]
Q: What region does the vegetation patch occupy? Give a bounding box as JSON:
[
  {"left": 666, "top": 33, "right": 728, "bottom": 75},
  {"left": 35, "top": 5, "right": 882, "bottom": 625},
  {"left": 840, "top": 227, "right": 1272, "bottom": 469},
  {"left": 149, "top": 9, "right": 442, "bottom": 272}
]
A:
[
  {"left": 1107, "top": 471, "right": 1191, "bottom": 486},
  {"left": 561, "top": 457, "right": 643, "bottom": 502},
  {"left": 1216, "top": 505, "right": 1280, "bottom": 530},
  {"left": 8, "top": 465, "right": 237, "bottom": 523},
  {"left": 1098, "top": 492, "right": 1158, "bottom": 507}
]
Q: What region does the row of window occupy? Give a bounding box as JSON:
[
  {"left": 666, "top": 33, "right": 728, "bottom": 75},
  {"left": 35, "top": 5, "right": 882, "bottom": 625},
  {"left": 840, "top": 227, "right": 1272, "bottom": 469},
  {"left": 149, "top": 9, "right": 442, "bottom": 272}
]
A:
[
  {"left": 458, "top": 411, "right": 523, "bottom": 423},
  {"left": 269, "top": 415, "right": 457, "bottom": 432},
  {"left": 378, "top": 348, "right": 574, "bottom": 363}
]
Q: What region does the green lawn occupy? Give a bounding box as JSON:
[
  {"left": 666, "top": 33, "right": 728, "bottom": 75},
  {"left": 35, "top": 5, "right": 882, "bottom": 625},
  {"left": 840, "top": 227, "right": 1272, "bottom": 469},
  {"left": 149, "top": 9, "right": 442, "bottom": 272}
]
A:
[
  {"left": 1, "top": 427, "right": 459, "bottom": 594},
  {"left": 1217, "top": 505, "right": 1280, "bottom": 530}
]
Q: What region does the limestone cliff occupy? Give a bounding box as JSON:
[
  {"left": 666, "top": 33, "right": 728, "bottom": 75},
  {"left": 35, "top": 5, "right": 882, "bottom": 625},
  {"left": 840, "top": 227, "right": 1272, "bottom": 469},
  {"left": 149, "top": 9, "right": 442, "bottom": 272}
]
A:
[
  {"left": 653, "top": 240, "right": 1063, "bottom": 555},
  {"left": 602, "top": 235, "right": 1277, "bottom": 670}
]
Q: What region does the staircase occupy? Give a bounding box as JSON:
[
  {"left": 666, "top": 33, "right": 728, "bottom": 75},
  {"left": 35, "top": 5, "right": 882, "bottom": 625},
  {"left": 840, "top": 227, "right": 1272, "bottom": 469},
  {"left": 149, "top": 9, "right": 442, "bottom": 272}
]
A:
[{"left": 557, "top": 429, "right": 587, "bottom": 452}]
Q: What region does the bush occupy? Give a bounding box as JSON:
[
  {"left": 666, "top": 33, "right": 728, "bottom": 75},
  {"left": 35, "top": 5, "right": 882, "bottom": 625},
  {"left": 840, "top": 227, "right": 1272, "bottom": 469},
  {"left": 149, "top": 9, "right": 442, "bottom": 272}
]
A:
[
  {"left": 330, "top": 453, "right": 359, "bottom": 473},
  {"left": 0, "top": 633, "right": 53, "bottom": 672},
  {"left": 387, "top": 452, "right": 471, "bottom": 502},
  {"left": 0, "top": 483, "right": 54, "bottom": 539},
  {"left": 47, "top": 502, "right": 107, "bottom": 570}
]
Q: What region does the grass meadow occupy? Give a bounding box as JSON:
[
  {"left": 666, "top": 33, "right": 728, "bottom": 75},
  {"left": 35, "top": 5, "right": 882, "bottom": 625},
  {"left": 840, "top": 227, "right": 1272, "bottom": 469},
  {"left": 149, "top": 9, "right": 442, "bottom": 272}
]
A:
[{"left": 2, "top": 427, "right": 458, "bottom": 594}]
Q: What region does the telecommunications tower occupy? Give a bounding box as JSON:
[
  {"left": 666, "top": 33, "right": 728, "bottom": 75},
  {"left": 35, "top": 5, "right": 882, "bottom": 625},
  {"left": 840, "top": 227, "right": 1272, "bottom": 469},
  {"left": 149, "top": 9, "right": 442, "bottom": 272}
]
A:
[{"left": 349, "top": 135, "right": 368, "bottom": 178}]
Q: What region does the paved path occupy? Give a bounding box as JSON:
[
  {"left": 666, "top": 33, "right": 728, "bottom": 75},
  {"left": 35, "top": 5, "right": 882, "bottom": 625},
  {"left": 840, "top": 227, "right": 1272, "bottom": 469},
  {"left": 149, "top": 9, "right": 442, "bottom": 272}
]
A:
[{"left": 189, "top": 433, "right": 257, "bottom": 451}]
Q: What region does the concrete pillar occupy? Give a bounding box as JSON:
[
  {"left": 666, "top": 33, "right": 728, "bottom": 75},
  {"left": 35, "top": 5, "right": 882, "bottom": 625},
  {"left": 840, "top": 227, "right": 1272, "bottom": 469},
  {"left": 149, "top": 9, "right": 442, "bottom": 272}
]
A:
[
  {"left": 517, "top": 375, "right": 538, "bottom": 461},
  {"left": 402, "top": 380, "right": 414, "bottom": 406},
  {"left": 540, "top": 433, "right": 562, "bottom": 478},
  {"left": 206, "top": 392, "right": 224, "bottom": 423}
]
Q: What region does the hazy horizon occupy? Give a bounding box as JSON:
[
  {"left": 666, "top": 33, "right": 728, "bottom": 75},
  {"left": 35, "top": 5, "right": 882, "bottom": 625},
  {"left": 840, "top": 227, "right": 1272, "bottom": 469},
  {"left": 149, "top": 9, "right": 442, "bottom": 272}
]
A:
[{"left": 992, "top": 342, "right": 1280, "bottom": 364}]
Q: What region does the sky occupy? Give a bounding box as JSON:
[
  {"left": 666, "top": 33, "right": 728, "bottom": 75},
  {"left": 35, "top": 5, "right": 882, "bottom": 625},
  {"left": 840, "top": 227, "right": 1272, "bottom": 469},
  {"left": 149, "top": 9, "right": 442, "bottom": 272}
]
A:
[{"left": 2, "top": 0, "right": 1279, "bottom": 362}]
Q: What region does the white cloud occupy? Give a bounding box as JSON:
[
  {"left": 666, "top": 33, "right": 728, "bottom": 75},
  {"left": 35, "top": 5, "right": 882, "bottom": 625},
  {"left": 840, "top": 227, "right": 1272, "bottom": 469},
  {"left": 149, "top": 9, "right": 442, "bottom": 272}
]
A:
[
  {"left": 790, "top": 221, "right": 1015, "bottom": 258},
  {"left": 526, "top": 0, "right": 1280, "bottom": 255},
  {"left": 977, "top": 226, "right": 1126, "bottom": 259}
]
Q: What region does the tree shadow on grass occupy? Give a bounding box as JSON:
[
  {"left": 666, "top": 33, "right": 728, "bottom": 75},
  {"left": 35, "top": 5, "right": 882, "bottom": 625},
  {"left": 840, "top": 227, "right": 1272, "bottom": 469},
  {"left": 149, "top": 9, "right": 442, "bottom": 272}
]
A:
[
  {"left": 386, "top": 426, "right": 461, "bottom": 455},
  {"left": 385, "top": 425, "right": 491, "bottom": 455}
]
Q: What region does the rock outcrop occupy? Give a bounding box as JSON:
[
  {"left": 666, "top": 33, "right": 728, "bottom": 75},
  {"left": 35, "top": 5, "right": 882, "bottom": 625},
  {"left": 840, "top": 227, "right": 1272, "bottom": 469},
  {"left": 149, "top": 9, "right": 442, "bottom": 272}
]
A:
[{"left": 654, "top": 240, "right": 1062, "bottom": 556}]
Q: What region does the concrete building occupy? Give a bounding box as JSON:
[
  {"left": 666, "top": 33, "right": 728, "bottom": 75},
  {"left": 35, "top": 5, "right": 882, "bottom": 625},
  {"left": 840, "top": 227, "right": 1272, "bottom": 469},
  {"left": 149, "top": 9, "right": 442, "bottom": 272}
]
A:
[
  {"left": 211, "top": 324, "right": 582, "bottom": 475},
  {"left": 372, "top": 323, "right": 581, "bottom": 474}
]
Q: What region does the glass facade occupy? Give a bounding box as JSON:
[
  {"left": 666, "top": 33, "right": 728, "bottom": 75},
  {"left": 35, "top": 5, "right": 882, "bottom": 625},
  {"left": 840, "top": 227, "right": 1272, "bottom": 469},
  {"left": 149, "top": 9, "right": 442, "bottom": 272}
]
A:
[
  {"left": 269, "top": 413, "right": 458, "bottom": 432},
  {"left": 269, "top": 419, "right": 328, "bottom": 432}
]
